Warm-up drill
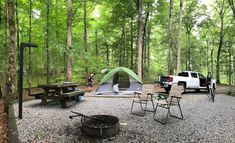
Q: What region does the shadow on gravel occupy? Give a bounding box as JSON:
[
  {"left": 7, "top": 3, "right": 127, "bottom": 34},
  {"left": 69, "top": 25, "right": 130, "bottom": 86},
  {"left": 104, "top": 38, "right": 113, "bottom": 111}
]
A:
[
  {"left": 26, "top": 100, "right": 78, "bottom": 109},
  {"left": 183, "top": 91, "right": 207, "bottom": 95},
  {"left": 59, "top": 121, "right": 102, "bottom": 142}
]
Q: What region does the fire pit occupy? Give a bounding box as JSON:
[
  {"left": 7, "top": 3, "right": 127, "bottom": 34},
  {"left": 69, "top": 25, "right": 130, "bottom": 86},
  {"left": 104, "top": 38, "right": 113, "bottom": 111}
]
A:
[{"left": 69, "top": 111, "right": 119, "bottom": 138}]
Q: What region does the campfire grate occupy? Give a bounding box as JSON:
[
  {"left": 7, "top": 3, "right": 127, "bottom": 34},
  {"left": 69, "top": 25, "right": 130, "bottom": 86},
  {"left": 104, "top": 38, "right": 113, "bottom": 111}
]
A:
[{"left": 69, "top": 111, "right": 119, "bottom": 138}]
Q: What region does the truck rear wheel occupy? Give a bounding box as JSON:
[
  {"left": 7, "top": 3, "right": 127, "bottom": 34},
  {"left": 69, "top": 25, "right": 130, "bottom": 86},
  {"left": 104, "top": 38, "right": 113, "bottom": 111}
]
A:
[{"left": 195, "top": 89, "right": 200, "bottom": 92}]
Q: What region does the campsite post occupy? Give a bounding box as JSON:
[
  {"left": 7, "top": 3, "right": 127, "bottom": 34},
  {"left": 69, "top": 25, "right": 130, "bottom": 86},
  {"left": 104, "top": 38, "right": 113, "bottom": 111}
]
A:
[{"left": 19, "top": 43, "right": 38, "bottom": 119}]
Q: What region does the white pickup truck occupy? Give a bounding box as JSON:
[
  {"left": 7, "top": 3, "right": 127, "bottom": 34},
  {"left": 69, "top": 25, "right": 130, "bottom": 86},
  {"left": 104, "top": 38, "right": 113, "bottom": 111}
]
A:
[{"left": 159, "top": 71, "right": 216, "bottom": 93}]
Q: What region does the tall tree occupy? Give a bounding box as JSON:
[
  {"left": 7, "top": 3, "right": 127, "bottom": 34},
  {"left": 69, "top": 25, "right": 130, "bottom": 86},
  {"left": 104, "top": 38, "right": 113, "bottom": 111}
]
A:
[
  {"left": 184, "top": 1, "right": 199, "bottom": 71},
  {"left": 136, "top": 0, "right": 143, "bottom": 81},
  {"left": 215, "top": 0, "right": 227, "bottom": 84},
  {"left": 176, "top": 0, "right": 183, "bottom": 73},
  {"left": 27, "top": 0, "right": 32, "bottom": 94},
  {"left": 66, "top": 0, "right": 72, "bottom": 81},
  {"left": 6, "top": 0, "right": 17, "bottom": 96},
  {"left": 130, "top": 17, "right": 134, "bottom": 70},
  {"left": 95, "top": 31, "right": 98, "bottom": 57},
  {"left": 168, "top": 0, "right": 174, "bottom": 75},
  {"left": 1, "top": 0, "right": 7, "bottom": 97},
  {"left": 84, "top": 0, "right": 88, "bottom": 76},
  {"left": 45, "top": 0, "right": 50, "bottom": 84},
  {"left": 15, "top": 0, "right": 19, "bottom": 59},
  {"left": 147, "top": 22, "right": 151, "bottom": 70},
  {"left": 228, "top": 44, "right": 232, "bottom": 85},
  {"left": 142, "top": 3, "right": 150, "bottom": 76},
  {"left": 106, "top": 40, "right": 109, "bottom": 67}
]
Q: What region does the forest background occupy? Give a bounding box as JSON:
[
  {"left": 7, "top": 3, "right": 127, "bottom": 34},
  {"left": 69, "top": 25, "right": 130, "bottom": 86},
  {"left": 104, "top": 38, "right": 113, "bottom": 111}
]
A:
[{"left": 0, "top": 0, "right": 234, "bottom": 97}]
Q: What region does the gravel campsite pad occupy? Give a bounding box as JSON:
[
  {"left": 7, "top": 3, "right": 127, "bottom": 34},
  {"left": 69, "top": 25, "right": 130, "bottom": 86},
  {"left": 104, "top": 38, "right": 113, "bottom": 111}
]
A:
[{"left": 14, "top": 94, "right": 235, "bottom": 143}]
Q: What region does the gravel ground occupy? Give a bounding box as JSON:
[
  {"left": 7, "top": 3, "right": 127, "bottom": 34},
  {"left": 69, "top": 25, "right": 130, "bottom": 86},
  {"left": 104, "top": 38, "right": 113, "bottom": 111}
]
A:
[{"left": 14, "top": 93, "right": 235, "bottom": 143}]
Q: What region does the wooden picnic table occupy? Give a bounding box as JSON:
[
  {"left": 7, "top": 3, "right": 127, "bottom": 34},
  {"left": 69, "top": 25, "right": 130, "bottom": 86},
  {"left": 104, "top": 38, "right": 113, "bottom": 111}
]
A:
[{"left": 38, "top": 82, "right": 85, "bottom": 108}]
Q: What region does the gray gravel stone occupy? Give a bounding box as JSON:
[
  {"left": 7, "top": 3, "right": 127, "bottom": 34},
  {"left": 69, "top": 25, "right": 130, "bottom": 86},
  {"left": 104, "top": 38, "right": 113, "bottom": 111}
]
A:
[{"left": 14, "top": 93, "right": 235, "bottom": 143}]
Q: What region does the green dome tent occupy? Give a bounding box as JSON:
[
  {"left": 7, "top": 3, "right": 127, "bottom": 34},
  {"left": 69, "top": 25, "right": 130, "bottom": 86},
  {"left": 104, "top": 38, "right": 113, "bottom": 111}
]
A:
[{"left": 95, "top": 67, "right": 143, "bottom": 95}]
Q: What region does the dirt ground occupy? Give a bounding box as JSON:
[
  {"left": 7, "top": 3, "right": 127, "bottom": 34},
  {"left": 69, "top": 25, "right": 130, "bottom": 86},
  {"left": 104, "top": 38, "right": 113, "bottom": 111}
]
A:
[{"left": 0, "top": 99, "right": 7, "bottom": 143}]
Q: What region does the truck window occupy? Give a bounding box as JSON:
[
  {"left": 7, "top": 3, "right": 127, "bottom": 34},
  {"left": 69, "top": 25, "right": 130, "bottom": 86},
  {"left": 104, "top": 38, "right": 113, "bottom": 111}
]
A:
[
  {"left": 191, "top": 73, "right": 198, "bottom": 78},
  {"left": 178, "top": 72, "right": 189, "bottom": 77},
  {"left": 198, "top": 73, "right": 206, "bottom": 79}
]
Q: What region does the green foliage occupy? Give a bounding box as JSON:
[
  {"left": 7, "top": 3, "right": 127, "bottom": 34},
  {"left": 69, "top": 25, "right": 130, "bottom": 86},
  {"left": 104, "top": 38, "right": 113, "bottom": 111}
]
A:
[{"left": 0, "top": 0, "right": 234, "bottom": 87}]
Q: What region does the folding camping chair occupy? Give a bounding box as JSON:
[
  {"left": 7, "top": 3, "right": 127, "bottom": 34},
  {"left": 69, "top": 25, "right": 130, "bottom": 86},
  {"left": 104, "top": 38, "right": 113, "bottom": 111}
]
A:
[
  {"left": 131, "top": 84, "right": 155, "bottom": 116},
  {"left": 153, "top": 84, "right": 183, "bottom": 125}
]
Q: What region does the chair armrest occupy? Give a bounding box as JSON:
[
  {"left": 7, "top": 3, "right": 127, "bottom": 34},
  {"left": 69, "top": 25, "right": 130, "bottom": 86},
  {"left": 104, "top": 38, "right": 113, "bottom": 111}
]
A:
[
  {"left": 171, "top": 96, "right": 182, "bottom": 99},
  {"left": 147, "top": 93, "right": 154, "bottom": 95},
  {"left": 134, "top": 92, "right": 141, "bottom": 98},
  {"left": 146, "top": 93, "right": 154, "bottom": 100},
  {"left": 134, "top": 91, "right": 141, "bottom": 95}
]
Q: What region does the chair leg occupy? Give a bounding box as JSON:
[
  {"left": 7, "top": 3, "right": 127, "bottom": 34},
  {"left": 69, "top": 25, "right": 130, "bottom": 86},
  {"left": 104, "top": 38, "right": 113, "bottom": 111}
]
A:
[
  {"left": 142, "top": 99, "right": 155, "bottom": 112},
  {"left": 151, "top": 100, "right": 155, "bottom": 112},
  {"left": 130, "top": 100, "right": 134, "bottom": 112},
  {"left": 153, "top": 104, "right": 170, "bottom": 125},
  {"left": 170, "top": 103, "right": 183, "bottom": 120},
  {"left": 178, "top": 104, "right": 183, "bottom": 119},
  {"left": 131, "top": 100, "right": 146, "bottom": 117},
  {"left": 140, "top": 101, "right": 145, "bottom": 110}
]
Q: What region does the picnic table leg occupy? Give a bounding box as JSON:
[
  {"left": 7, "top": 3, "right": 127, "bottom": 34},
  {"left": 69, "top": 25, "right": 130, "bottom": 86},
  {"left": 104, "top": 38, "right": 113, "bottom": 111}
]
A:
[
  {"left": 60, "top": 100, "right": 67, "bottom": 108},
  {"left": 41, "top": 89, "right": 49, "bottom": 105},
  {"left": 41, "top": 96, "right": 47, "bottom": 105}
]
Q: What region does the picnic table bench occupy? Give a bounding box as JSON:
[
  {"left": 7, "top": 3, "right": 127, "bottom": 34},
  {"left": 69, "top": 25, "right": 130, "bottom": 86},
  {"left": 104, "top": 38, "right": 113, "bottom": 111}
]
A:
[
  {"left": 38, "top": 82, "right": 85, "bottom": 108},
  {"left": 29, "top": 90, "right": 55, "bottom": 99}
]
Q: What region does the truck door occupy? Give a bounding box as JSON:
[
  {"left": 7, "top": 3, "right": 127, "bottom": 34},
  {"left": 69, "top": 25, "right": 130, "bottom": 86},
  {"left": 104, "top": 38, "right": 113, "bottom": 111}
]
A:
[
  {"left": 190, "top": 72, "right": 199, "bottom": 88},
  {"left": 198, "top": 73, "right": 207, "bottom": 87}
]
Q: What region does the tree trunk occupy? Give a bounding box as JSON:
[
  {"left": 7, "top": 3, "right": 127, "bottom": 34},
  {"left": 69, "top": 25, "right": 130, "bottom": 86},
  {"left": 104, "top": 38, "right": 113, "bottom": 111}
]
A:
[
  {"left": 211, "top": 45, "right": 213, "bottom": 75},
  {"left": 6, "top": 0, "right": 17, "bottom": 96},
  {"left": 55, "top": 0, "right": 59, "bottom": 41},
  {"left": 187, "top": 33, "right": 191, "bottom": 70},
  {"left": 95, "top": 30, "right": 98, "bottom": 56},
  {"left": 84, "top": 0, "right": 88, "bottom": 77},
  {"left": 216, "top": 0, "right": 226, "bottom": 84},
  {"left": 66, "top": 0, "right": 72, "bottom": 81},
  {"left": 137, "top": 0, "right": 143, "bottom": 81},
  {"left": 126, "top": 26, "right": 129, "bottom": 68},
  {"left": 228, "top": 45, "right": 231, "bottom": 85},
  {"left": 130, "top": 18, "right": 134, "bottom": 70},
  {"left": 185, "top": 35, "right": 187, "bottom": 70},
  {"left": 123, "top": 26, "right": 126, "bottom": 66},
  {"left": 15, "top": 0, "right": 20, "bottom": 62},
  {"left": 28, "top": 0, "right": 32, "bottom": 94},
  {"left": 119, "top": 28, "right": 125, "bottom": 67},
  {"left": 147, "top": 22, "right": 151, "bottom": 70},
  {"left": 106, "top": 41, "right": 109, "bottom": 67},
  {"left": 119, "top": 40, "right": 122, "bottom": 67},
  {"left": 168, "top": 0, "right": 174, "bottom": 75},
  {"left": 1, "top": 0, "right": 7, "bottom": 98},
  {"left": 176, "top": 0, "right": 183, "bottom": 74},
  {"left": 45, "top": 0, "right": 50, "bottom": 84},
  {"left": 55, "top": 0, "right": 61, "bottom": 78},
  {"left": 142, "top": 3, "right": 149, "bottom": 76},
  {"left": 233, "top": 48, "right": 235, "bottom": 84}
]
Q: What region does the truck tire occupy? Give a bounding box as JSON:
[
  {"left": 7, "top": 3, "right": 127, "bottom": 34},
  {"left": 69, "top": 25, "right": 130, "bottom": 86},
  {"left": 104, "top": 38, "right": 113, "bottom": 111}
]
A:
[{"left": 195, "top": 89, "right": 200, "bottom": 92}]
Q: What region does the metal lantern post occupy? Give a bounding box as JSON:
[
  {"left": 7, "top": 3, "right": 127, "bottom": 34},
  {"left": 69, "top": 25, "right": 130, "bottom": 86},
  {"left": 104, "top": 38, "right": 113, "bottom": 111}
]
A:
[{"left": 19, "top": 42, "right": 38, "bottom": 119}]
